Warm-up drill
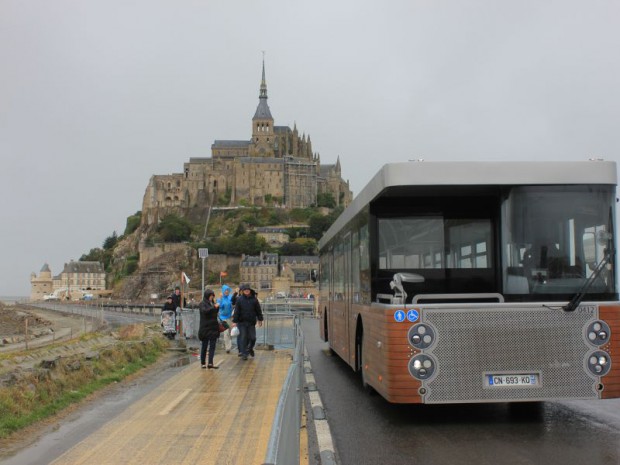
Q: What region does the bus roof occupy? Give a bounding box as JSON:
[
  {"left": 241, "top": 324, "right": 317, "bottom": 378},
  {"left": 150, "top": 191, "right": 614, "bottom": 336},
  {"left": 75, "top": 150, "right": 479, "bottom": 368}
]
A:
[{"left": 319, "top": 160, "right": 617, "bottom": 249}]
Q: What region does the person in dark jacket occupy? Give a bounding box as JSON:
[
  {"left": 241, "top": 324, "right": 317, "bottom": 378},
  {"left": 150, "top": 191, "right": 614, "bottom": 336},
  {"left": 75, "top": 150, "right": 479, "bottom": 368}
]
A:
[
  {"left": 232, "top": 283, "right": 263, "bottom": 360},
  {"left": 161, "top": 295, "right": 175, "bottom": 313},
  {"left": 170, "top": 286, "right": 187, "bottom": 310},
  {"left": 198, "top": 289, "right": 220, "bottom": 369}
]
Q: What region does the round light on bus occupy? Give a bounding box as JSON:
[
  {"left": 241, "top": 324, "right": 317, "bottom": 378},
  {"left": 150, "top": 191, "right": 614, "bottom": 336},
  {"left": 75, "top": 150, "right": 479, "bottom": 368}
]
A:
[
  {"left": 408, "top": 354, "right": 437, "bottom": 380},
  {"left": 586, "top": 321, "right": 611, "bottom": 346},
  {"left": 586, "top": 350, "right": 611, "bottom": 376},
  {"left": 408, "top": 324, "right": 436, "bottom": 350}
]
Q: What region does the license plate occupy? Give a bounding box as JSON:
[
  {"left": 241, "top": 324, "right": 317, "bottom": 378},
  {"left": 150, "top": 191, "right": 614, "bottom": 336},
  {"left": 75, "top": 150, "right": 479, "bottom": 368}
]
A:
[{"left": 485, "top": 373, "right": 539, "bottom": 387}]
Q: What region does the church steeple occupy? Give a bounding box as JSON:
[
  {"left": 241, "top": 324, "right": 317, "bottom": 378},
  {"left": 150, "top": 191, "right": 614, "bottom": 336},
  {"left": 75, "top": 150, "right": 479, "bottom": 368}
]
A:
[
  {"left": 253, "top": 55, "right": 273, "bottom": 121},
  {"left": 250, "top": 54, "right": 274, "bottom": 157},
  {"left": 260, "top": 58, "right": 268, "bottom": 99}
]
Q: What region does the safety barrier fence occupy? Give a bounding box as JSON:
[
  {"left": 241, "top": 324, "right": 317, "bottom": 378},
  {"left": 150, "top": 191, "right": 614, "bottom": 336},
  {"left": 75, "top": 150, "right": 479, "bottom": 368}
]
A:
[
  {"left": 263, "top": 315, "right": 304, "bottom": 465},
  {"left": 33, "top": 299, "right": 314, "bottom": 316}
]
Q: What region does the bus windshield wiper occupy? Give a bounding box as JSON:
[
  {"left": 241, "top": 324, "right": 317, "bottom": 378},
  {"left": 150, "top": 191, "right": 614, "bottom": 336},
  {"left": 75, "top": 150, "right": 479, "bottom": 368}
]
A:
[{"left": 563, "top": 247, "right": 614, "bottom": 312}]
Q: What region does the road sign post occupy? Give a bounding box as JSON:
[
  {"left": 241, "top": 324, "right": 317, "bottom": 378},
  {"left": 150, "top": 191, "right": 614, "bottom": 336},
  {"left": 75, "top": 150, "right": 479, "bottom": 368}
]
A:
[{"left": 198, "top": 248, "right": 209, "bottom": 296}]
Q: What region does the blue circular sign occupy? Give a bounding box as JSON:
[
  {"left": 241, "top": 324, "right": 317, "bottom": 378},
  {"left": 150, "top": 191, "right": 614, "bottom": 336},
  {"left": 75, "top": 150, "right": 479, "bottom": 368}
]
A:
[
  {"left": 394, "top": 310, "right": 406, "bottom": 322},
  {"left": 407, "top": 309, "right": 419, "bottom": 322}
]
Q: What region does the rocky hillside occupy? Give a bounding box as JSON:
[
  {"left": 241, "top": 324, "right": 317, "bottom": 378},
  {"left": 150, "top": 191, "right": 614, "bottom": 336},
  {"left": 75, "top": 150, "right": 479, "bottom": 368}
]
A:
[{"left": 84, "top": 205, "right": 343, "bottom": 302}]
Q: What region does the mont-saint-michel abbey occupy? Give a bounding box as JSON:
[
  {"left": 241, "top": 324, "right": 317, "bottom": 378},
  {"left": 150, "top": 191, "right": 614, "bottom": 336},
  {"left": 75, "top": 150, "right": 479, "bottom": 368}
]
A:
[
  {"left": 141, "top": 60, "right": 352, "bottom": 226},
  {"left": 31, "top": 61, "right": 352, "bottom": 300}
]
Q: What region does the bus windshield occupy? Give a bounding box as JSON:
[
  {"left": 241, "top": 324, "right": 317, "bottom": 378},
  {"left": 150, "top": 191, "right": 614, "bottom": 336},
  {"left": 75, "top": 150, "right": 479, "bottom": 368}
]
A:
[
  {"left": 374, "top": 185, "right": 616, "bottom": 302},
  {"left": 502, "top": 185, "right": 616, "bottom": 298}
]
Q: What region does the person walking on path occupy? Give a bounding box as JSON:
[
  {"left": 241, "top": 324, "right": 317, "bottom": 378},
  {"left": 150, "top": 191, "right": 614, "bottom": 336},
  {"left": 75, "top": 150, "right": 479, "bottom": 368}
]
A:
[
  {"left": 217, "top": 284, "right": 237, "bottom": 353},
  {"left": 198, "top": 289, "right": 220, "bottom": 369},
  {"left": 232, "top": 284, "right": 263, "bottom": 361}
]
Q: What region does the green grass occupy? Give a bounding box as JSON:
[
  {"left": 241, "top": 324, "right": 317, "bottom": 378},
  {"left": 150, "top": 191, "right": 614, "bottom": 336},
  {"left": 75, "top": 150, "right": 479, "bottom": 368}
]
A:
[{"left": 0, "top": 336, "right": 168, "bottom": 439}]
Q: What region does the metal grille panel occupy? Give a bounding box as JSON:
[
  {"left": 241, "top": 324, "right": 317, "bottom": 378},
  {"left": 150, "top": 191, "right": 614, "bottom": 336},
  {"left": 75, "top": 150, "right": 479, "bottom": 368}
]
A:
[{"left": 423, "top": 305, "right": 598, "bottom": 403}]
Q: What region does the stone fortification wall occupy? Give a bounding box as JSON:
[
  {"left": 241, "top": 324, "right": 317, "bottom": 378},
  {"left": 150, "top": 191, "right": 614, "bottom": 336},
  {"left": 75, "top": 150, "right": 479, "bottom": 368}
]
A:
[{"left": 139, "top": 243, "right": 188, "bottom": 268}]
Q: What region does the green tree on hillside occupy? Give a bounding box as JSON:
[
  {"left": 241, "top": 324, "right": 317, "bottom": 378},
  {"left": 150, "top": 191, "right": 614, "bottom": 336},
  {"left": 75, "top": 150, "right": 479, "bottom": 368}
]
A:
[
  {"left": 124, "top": 211, "right": 142, "bottom": 236},
  {"left": 157, "top": 214, "right": 192, "bottom": 242},
  {"left": 103, "top": 232, "right": 118, "bottom": 250},
  {"left": 80, "top": 247, "right": 113, "bottom": 271},
  {"left": 317, "top": 192, "right": 336, "bottom": 208},
  {"left": 307, "top": 207, "right": 344, "bottom": 240},
  {"left": 280, "top": 238, "right": 317, "bottom": 255}
]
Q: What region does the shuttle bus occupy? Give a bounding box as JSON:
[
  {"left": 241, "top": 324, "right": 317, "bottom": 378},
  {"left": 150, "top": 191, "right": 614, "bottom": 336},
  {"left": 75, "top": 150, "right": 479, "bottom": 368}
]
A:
[{"left": 318, "top": 161, "right": 618, "bottom": 404}]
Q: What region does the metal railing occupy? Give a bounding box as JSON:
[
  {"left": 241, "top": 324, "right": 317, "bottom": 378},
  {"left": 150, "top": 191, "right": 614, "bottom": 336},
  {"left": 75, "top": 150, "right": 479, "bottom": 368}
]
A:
[{"left": 263, "top": 315, "right": 304, "bottom": 465}]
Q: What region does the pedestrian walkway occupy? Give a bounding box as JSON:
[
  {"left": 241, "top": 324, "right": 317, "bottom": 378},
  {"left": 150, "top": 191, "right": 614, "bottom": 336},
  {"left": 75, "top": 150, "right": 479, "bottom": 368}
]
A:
[{"left": 50, "top": 348, "right": 293, "bottom": 465}]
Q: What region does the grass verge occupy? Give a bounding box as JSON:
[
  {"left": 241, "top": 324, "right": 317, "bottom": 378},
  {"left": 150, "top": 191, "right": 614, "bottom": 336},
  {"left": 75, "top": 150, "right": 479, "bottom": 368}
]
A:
[{"left": 0, "top": 327, "right": 169, "bottom": 439}]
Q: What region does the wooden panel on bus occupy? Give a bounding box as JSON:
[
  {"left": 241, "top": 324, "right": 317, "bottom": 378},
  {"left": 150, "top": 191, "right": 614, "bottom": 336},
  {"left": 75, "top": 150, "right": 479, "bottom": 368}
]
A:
[
  {"left": 357, "top": 306, "right": 423, "bottom": 403},
  {"left": 599, "top": 305, "right": 620, "bottom": 399}
]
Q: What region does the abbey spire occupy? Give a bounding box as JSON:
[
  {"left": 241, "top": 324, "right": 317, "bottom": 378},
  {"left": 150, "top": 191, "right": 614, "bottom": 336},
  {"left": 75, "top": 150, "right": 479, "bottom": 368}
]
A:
[{"left": 251, "top": 56, "right": 274, "bottom": 157}]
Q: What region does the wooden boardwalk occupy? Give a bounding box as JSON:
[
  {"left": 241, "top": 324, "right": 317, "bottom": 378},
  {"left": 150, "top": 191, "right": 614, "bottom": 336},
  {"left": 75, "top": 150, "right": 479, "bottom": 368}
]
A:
[{"left": 51, "top": 349, "right": 293, "bottom": 465}]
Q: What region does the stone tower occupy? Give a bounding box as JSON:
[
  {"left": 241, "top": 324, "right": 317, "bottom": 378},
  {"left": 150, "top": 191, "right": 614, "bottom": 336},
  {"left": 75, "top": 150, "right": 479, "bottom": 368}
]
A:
[
  {"left": 249, "top": 58, "right": 275, "bottom": 158},
  {"left": 30, "top": 263, "right": 53, "bottom": 300}
]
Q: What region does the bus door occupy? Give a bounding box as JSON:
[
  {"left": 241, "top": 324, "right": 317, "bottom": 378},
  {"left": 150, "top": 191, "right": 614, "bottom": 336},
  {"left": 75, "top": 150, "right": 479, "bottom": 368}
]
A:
[{"left": 344, "top": 232, "right": 352, "bottom": 365}]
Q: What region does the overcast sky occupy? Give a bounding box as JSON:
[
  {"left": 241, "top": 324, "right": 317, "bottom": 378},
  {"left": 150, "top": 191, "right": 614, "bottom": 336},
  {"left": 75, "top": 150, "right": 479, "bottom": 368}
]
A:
[{"left": 1, "top": 0, "right": 619, "bottom": 297}]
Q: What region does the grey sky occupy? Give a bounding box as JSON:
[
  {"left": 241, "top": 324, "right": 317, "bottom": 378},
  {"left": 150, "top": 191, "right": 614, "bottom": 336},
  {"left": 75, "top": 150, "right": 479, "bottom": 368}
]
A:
[{"left": 1, "top": 0, "right": 619, "bottom": 296}]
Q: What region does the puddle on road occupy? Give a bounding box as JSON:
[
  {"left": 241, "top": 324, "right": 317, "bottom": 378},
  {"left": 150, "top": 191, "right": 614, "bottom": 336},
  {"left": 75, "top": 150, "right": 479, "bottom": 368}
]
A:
[{"left": 169, "top": 356, "right": 192, "bottom": 368}]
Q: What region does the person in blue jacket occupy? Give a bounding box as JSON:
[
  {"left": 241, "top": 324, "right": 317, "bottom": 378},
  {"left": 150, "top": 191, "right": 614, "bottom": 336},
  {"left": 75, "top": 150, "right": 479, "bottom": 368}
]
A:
[{"left": 217, "top": 284, "right": 237, "bottom": 353}]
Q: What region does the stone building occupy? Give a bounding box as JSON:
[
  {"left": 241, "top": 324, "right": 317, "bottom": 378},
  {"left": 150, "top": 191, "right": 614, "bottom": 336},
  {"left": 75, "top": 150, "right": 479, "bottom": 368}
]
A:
[
  {"left": 141, "top": 60, "right": 352, "bottom": 226},
  {"left": 280, "top": 256, "right": 319, "bottom": 285},
  {"left": 30, "top": 261, "right": 106, "bottom": 300},
  {"left": 30, "top": 263, "right": 53, "bottom": 300},
  {"left": 52, "top": 261, "right": 106, "bottom": 296},
  {"left": 255, "top": 227, "right": 290, "bottom": 247},
  {"left": 239, "top": 252, "right": 318, "bottom": 297},
  {"left": 239, "top": 252, "right": 279, "bottom": 292}
]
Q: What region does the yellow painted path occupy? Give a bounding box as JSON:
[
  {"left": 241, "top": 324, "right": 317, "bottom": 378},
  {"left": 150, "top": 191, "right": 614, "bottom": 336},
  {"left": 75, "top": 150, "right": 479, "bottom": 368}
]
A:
[{"left": 51, "top": 349, "right": 293, "bottom": 465}]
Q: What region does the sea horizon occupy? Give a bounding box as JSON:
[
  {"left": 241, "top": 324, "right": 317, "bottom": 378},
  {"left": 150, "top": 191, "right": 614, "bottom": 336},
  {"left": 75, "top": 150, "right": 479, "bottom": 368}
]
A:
[{"left": 0, "top": 296, "right": 28, "bottom": 304}]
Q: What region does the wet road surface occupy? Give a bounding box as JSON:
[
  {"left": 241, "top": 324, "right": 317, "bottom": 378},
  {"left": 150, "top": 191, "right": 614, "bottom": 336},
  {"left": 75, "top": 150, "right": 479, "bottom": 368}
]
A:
[{"left": 301, "top": 320, "right": 620, "bottom": 465}]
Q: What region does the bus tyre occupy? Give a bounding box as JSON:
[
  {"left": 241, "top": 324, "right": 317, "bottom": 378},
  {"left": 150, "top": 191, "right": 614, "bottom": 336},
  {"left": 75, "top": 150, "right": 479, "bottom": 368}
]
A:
[{"left": 360, "top": 339, "right": 376, "bottom": 395}]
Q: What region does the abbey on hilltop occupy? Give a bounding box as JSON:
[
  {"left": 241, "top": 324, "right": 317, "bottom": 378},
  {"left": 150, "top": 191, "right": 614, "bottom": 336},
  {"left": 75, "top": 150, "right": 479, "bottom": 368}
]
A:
[{"left": 141, "top": 60, "right": 352, "bottom": 226}]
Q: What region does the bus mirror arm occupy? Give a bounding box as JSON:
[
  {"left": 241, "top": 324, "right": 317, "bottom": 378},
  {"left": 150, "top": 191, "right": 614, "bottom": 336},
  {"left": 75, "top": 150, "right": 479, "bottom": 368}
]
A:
[
  {"left": 563, "top": 247, "right": 614, "bottom": 312},
  {"left": 390, "top": 273, "right": 425, "bottom": 305}
]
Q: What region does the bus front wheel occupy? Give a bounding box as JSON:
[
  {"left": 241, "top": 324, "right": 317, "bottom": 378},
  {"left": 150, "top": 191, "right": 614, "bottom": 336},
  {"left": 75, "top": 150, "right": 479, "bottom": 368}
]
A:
[{"left": 357, "top": 328, "right": 375, "bottom": 394}]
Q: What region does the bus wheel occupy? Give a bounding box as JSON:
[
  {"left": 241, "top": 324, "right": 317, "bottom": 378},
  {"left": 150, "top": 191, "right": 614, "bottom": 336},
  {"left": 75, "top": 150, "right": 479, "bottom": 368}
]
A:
[
  {"left": 323, "top": 308, "right": 329, "bottom": 342},
  {"left": 359, "top": 335, "right": 375, "bottom": 395}
]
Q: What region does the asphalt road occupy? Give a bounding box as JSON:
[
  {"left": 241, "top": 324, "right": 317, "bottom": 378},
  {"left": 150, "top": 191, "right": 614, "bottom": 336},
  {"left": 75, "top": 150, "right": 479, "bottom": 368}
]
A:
[{"left": 301, "top": 319, "right": 620, "bottom": 465}]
